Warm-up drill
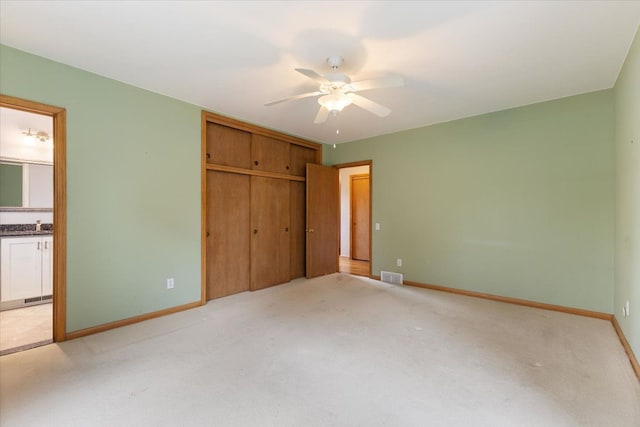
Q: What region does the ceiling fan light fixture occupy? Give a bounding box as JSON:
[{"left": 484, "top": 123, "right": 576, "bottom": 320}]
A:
[
  {"left": 318, "top": 93, "right": 352, "bottom": 112},
  {"left": 266, "top": 55, "right": 402, "bottom": 124}
]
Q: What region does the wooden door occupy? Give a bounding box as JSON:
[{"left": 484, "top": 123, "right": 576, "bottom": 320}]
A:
[
  {"left": 251, "top": 135, "right": 291, "bottom": 174},
  {"left": 290, "top": 181, "right": 306, "bottom": 279},
  {"left": 206, "top": 171, "right": 251, "bottom": 300},
  {"left": 251, "top": 177, "right": 291, "bottom": 290},
  {"left": 290, "top": 144, "right": 317, "bottom": 177},
  {"left": 206, "top": 123, "right": 251, "bottom": 168},
  {"left": 306, "top": 164, "right": 339, "bottom": 278},
  {"left": 350, "top": 174, "right": 370, "bottom": 261}
]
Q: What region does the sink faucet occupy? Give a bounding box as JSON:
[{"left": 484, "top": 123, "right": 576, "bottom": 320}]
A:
[{"left": 36, "top": 220, "right": 42, "bottom": 232}]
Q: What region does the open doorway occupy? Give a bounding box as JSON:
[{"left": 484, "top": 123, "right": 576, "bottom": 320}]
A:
[
  {"left": 336, "top": 161, "right": 372, "bottom": 277},
  {"left": 0, "top": 96, "right": 66, "bottom": 355}
]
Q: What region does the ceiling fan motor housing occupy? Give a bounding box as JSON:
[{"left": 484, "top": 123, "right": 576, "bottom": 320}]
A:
[
  {"left": 326, "top": 56, "right": 344, "bottom": 69},
  {"left": 323, "top": 73, "right": 351, "bottom": 91}
]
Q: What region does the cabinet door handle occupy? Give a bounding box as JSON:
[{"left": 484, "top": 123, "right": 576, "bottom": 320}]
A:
[
  {"left": 44, "top": 241, "right": 48, "bottom": 250},
  {"left": 37, "top": 241, "right": 41, "bottom": 250},
  {"left": 206, "top": 153, "right": 211, "bottom": 159},
  {"left": 254, "top": 160, "right": 259, "bottom": 166},
  {"left": 285, "top": 227, "right": 289, "bottom": 232},
  {"left": 253, "top": 229, "right": 258, "bottom": 234}
]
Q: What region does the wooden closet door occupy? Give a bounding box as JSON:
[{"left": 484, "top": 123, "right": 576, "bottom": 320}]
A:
[
  {"left": 290, "top": 145, "right": 318, "bottom": 279},
  {"left": 206, "top": 171, "right": 250, "bottom": 300},
  {"left": 290, "top": 144, "right": 317, "bottom": 177},
  {"left": 251, "top": 177, "right": 290, "bottom": 290},
  {"left": 251, "top": 135, "right": 291, "bottom": 174},
  {"left": 206, "top": 123, "right": 251, "bottom": 168},
  {"left": 290, "top": 181, "right": 306, "bottom": 280}
]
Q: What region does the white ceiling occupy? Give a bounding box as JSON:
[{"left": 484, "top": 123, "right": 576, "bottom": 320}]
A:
[{"left": 1, "top": 1, "right": 639, "bottom": 145}]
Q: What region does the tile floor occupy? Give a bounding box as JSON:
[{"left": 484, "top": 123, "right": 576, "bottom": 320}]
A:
[{"left": 0, "top": 303, "right": 52, "bottom": 355}]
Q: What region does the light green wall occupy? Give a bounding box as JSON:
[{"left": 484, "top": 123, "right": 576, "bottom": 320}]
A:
[
  {"left": 330, "top": 91, "right": 615, "bottom": 313},
  {"left": 0, "top": 42, "right": 625, "bottom": 334},
  {"left": 614, "top": 27, "right": 640, "bottom": 358},
  {"left": 0, "top": 45, "right": 201, "bottom": 332}
]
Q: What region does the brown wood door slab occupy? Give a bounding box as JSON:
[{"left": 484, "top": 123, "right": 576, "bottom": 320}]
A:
[
  {"left": 290, "top": 181, "right": 306, "bottom": 280},
  {"left": 251, "top": 176, "right": 291, "bottom": 290},
  {"left": 206, "top": 171, "right": 250, "bottom": 300},
  {"left": 206, "top": 123, "right": 251, "bottom": 168},
  {"left": 350, "top": 174, "right": 370, "bottom": 261},
  {"left": 306, "top": 164, "right": 339, "bottom": 278},
  {"left": 251, "top": 134, "right": 291, "bottom": 174},
  {"left": 290, "top": 144, "right": 317, "bottom": 177}
]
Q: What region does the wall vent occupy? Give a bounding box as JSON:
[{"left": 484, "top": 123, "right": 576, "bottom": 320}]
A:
[
  {"left": 380, "top": 271, "right": 403, "bottom": 285},
  {"left": 24, "top": 296, "right": 43, "bottom": 304}
]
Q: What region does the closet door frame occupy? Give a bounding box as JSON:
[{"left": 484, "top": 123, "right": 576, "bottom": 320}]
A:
[{"left": 201, "top": 111, "right": 322, "bottom": 303}]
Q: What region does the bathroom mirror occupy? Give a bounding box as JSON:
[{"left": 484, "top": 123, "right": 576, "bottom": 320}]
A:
[{"left": 0, "top": 161, "right": 53, "bottom": 210}]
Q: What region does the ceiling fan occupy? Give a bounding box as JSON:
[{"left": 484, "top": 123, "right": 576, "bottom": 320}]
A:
[{"left": 265, "top": 56, "right": 404, "bottom": 124}]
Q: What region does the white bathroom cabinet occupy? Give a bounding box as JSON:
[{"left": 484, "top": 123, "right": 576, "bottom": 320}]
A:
[{"left": 0, "top": 235, "right": 53, "bottom": 302}]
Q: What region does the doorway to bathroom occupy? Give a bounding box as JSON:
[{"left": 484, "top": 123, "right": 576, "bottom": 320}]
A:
[
  {"left": 336, "top": 161, "right": 372, "bottom": 277},
  {"left": 0, "top": 95, "right": 66, "bottom": 355}
]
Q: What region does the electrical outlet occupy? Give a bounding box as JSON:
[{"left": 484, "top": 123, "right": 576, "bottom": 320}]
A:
[
  {"left": 375, "top": 223, "right": 381, "bottom": 231},
  {"left": 167, "top": 278, "right": 175, "bottom": 289},
  {"left": 625, "top": 300, "right": 630, "bottom": 317},
  {"left": 397, "top": 258, "right": 402, "bottom": 267}
]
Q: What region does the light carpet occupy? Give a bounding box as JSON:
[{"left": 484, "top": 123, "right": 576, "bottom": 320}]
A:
[{"left": 1, "top": 273, "right": 638, "bottom": 426}]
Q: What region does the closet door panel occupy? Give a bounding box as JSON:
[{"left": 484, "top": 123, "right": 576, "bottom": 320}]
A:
[
  {"left": 290, "top": 181, "right": 306, "bottom": 280},
  {"left": 290, "top": 144, "right": 317, "bottom": 177},
  {"left": 251, "top": 135, "right": 291, "bottom": 174},
  {"left": 206, "top": 123, "right": 251, "bottom": 168},
  {"left": 251, "top": 177, "right": 290, "bottom": 290},
  {"left": 206, "top": 171, "right": 250, "bottom": 299}
]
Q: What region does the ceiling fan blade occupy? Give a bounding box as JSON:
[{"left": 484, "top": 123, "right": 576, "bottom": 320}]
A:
[
  {"left": 314, "top": 106, "right": 330, "bottom": 124},
  {"left": 295, "top": 68, "right": 329, "bottom": 84},
  {"left": 348, "top": 93, "right": 391, "bottom": 117},
  {"left": 350, "top": 75, "right": 404, "bottom": 92},
  {"left": 264, "top": 91, "right": 323, "bottom": 106}
]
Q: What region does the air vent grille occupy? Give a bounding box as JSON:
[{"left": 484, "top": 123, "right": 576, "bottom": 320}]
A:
[{"left": 380, "top": 271, "right": 403, "bottom": 285}]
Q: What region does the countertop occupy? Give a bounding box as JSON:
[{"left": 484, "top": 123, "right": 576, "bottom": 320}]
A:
[
  {"left": 0, "top": 223, "right": 53, "bottom": 238},
  {"left": 0, "top": 230, "right": 53, "bottom": 237}
]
